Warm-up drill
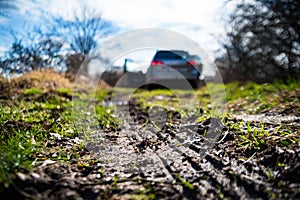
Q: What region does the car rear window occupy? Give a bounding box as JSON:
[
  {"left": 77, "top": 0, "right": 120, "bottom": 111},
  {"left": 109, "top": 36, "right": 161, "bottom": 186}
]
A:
[{"left": 154, "top": 51, "right": 186, "bottom": 60}]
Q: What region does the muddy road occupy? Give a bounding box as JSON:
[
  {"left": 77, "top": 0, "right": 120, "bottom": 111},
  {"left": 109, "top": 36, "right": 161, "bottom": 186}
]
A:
[{"left": 2, "top": 88, "right": 300, "bottom": 200}]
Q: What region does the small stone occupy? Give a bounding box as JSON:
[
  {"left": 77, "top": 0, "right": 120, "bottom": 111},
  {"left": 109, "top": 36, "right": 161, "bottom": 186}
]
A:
[
  {"left": 96, "top": 174, "right": 102, "bottom": 179},
  {"left": 16, "top": 172, "right": 27, "bottom": 181},
  {"left": 41, "top": 159, "right": 56, "bottom": 167},
  {"left": 49, "top": 132, "right": 62, "bottom": 140},
  {"left": 31, "top": 172, "right": 40, "bottom": 179}
]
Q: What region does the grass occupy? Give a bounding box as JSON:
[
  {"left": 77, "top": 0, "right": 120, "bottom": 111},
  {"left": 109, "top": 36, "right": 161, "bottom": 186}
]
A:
[
  {"left": 175, "top": 174, "right": 194, "bottom": 190},
  {"left": 0, "top": 104, "right": 48, "bottom": 184},
  {"left": 224, "top": 79, "right": 300, "bottom": 113},
  {"left": 0, "top": 85, "right": 111, "bottom": 188},
  {"left": 0, "top": 73, "right": 299, "bottom": 196},
  {"left": 95, "top": 105, "right": 120, "bottom": 131},
  {"left": 56, "top": 87, "right": 72, "bottom": 95},
  {"left": 236, "top": 122, "right": 268, "bottom": 150},
  {"left": 128, "top": 78, "right": 299, "bottom": 119},
  {"left": 133, "top": 88, "right": 180, "bottom": 108},
  {"left": 23, "top": 88, "right": 44, "bottom": 96},
  {"left": 0, "top": 128, "right": 38, "bottom": 185},
  {"left": 132, "top": 88, "right": 201, "bottom": 120}
]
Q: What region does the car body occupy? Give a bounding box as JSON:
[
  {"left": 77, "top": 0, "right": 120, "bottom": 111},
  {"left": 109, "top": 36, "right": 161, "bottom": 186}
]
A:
[{"left": 146, "top": 50, "right": 202, "bottom": 88}]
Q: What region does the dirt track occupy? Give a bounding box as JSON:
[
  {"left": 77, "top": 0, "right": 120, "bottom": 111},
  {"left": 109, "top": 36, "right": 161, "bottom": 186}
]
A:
[{"left": 2, "top": 90, "right": 300, "bottom": 200}]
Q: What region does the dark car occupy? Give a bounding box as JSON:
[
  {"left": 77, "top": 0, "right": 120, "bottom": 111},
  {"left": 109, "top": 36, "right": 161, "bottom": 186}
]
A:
[{"left": 146, "top": 50, "right": 202, "bottom": 88}]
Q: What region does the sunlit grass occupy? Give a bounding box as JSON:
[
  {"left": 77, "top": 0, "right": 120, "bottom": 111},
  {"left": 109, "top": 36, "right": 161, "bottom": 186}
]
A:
[
  {"left": 23, "top": 88, "right": 44, "bottom": 96},
  {"left": 222, "top": 79, "right": 300, "bottom": 113},
  {"left": 0, "top": 129, "right": 37, "bottom": 185},
  {"left": 95, "top": 105, "right": 119, "bottom": 131},
  {"left": 0, "top": 86, "right": 111, "bottom": 187},
  {"left": 0, "top": 76, "right": 299, "bottom": 192}
]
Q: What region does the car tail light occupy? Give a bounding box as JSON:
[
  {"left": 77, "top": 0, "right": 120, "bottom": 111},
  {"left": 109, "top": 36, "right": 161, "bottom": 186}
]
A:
[
  {"left": 187, "top": 60, "right": 198, "bottom": 65},
  {"left": 151, "top": 60, "right": 164, "bottom": 66}
]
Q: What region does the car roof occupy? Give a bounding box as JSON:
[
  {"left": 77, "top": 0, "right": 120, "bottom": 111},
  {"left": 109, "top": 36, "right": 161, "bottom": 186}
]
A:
[
  {"left": 154, "top": 50, "right": 190, "bottom": 59},
  {"left": 156, "top": 50, "right": 188, "bottom": 55}
]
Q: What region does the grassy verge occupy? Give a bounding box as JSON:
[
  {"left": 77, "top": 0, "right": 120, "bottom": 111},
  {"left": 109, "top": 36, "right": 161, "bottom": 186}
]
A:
[
  {"left": 130, "top": 78, "right": 299, "bottom": 117},
  {"left": 0, "top": 86, "right": 113, "bottom": 188},
  {"left": 224, "top": 79, "right": 300, "bottom": 113},
  {"left": 0, "top": 75, "right": 299, "bottom": 197}
]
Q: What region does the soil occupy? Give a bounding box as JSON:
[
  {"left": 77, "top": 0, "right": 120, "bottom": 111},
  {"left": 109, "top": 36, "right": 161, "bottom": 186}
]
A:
[{"left": 1, "top": 90, "right": 300, "bottom": 200}]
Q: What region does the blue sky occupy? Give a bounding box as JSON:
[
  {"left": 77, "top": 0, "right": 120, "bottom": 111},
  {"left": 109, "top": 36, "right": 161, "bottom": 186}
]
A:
[{"left": 0, "top": 0, "right": 237, "bottom": 75}]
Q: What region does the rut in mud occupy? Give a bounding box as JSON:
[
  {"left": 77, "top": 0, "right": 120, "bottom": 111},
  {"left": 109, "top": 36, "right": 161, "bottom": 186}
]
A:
[{"left": 1, "top": 89, "right": 300, "bottom": 200}]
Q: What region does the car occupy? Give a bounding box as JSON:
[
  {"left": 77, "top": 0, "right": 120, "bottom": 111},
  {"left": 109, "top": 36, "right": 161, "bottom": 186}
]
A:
[{"left": 145, "top": 50, "right": 202, "bottom": 89}]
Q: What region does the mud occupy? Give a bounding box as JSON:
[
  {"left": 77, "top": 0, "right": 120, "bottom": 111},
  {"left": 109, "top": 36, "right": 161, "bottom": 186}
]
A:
[{"left": 1, "top": 91, "right": 300, "bottom": 200}]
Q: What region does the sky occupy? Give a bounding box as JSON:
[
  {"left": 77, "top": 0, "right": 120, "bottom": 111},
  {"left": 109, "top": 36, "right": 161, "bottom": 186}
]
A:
[{"left": 0, "top": 0, "right": 237, "bottom": 75}]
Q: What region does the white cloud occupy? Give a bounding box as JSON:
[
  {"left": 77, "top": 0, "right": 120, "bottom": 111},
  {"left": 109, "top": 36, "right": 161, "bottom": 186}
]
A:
[
  {"left": 31, "top": 0, "right": 230, "bottom": 76},
  {"left": 41, "top": 0, "right": 227, "bottom": 57},
  {"left": 0, "top": 46, "right": 7, "bottom": 57},
  {"left": 84, "top": 0, "right": 224, "bottom": 28},
  {"left": 1, "top": 0, "right": 233, "bottom": 66}
]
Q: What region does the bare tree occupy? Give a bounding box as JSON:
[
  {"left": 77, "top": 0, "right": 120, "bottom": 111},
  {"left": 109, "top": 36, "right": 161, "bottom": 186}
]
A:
[
  {"left": 1, "top": 27, "right": 63, "bottom": 76},
  {"left": 0, "top": 6, "right": 117, "bottom": 77},
  {"left": 53, "top": 8, "right": 117, "bottom": 75},
  {"left": 220, "top": 0, "right": 300, "bottom": 82}
]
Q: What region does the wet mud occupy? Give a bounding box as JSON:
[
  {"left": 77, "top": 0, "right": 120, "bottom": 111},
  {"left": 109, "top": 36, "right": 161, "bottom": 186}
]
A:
[{"left": 1, "top": 92, "right": 300, "bottom": 200}]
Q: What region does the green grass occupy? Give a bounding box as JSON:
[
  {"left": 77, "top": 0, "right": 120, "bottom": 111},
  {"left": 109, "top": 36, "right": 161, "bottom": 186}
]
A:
[
  {"left": 132, "top": 88, "right": 200, "bottom": 120},
  {"left": 95, "top": 105, "right": 119, "bottom": 131},
  {"left": 236, "top": 122, "right": 268, "bottom": 150},
  {"left": 23, "top": 88, "right": 43, "bottom": 96},
  {"left": 175, "top": 174, "right": 194, "bottom": 190},
  {"left": 95, "top": 88, "right": 110, "bottom": 102},
  {"left": 128, "top": 80, "right": 292, "bottom": 117},
  {"left": 0, "top": 105, "right": 48, "bottom": 185},
  {"left": 0, "top": 128, "right": 38, "bottom": 185},
  {"left": 223, "top": 79, "right": 300, "bottom": 113},
  {"left": 0, "top": 77, "right": 299, "bottom": 193},
  {"left": 0, "top": 87, "right": 111, "bottom": 188},
  {"left": 133, "top": 88, "right": 180, "bottom": 108},
  {"left": 56, "top": 87, "right": 72, "bottom": 95}
]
